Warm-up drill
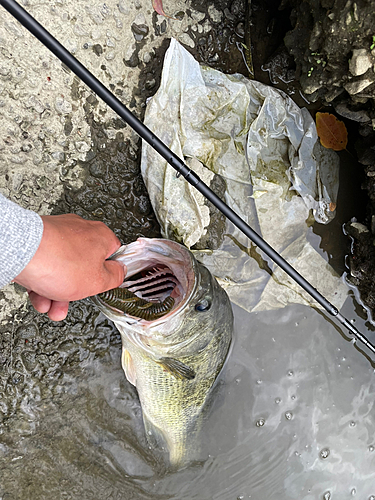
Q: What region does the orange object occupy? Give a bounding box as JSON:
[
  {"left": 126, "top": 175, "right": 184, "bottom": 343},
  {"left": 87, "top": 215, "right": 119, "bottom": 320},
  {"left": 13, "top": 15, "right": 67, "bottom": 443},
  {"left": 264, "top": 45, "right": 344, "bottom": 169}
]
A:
[
  {"left": 152, "top": 0, "right": 177, "bottom": 19},
  {"left": 329, "top": 202, "right": 336, "bottom": 212},
  {"left": 316, "top": 112, "right": 348, "bottom": 151}
]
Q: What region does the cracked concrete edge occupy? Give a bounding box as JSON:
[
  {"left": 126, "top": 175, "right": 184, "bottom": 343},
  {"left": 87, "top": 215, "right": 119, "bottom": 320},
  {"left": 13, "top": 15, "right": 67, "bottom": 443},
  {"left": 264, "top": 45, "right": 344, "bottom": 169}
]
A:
[{"left": 0, "top": 0, "right": 218, "bottom": 324}]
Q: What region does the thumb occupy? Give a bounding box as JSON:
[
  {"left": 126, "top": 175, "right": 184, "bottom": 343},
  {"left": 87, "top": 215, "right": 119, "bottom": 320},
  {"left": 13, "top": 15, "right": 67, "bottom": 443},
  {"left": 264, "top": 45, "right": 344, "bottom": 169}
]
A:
[{"left": 102, "top": 260, "right": 126, "bottom": 291}]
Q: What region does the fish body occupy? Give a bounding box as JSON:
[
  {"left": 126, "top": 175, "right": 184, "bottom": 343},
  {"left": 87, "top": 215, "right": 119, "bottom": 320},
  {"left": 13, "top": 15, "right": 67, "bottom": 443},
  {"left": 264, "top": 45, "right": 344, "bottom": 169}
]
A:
[{"left": 92, "top": 238, "right": 233, "bottom": 466}]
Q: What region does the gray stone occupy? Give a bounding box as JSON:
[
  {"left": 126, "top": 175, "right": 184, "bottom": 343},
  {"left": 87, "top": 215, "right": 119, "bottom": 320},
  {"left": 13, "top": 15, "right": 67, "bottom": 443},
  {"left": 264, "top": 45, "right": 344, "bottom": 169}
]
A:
[
  {"left": 55, "top": 97, "right": 73, "bottom": 114},
  {"left": 349, "top": 221, "right": 370, "bottom": 237},
  {"left": 349, "top": 49, "right": 373, "bottom": 76},
  {"left": 344, "top": 77, "right": 374, "bottom": 95},
  {"left": 334, "top": 102, "right": 371, "bottom": 122},
  {"left": 324, "top": 87, "right": 345, "bottom": 102}
]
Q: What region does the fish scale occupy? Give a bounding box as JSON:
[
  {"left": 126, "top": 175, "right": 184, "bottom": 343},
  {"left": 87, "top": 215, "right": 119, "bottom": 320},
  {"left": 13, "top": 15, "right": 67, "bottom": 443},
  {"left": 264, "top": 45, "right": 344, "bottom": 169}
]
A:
[{"left": 92, "top": 238, "right": 234, "bottom": 466}]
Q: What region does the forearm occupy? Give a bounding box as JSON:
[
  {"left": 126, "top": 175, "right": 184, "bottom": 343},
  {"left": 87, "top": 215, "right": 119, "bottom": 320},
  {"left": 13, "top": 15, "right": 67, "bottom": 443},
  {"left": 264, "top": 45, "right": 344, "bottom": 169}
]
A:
[
  {"left": 1, "top": 198, "right": 124, "bottom": 321},
  {"left": 0, "top": 193, "right": 44, "bottom": 288}
]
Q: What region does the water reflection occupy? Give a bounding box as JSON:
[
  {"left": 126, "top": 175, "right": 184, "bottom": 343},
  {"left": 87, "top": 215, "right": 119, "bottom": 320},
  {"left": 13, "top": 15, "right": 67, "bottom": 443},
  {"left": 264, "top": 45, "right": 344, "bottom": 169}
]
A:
[{"left": 2, "top": 297, "right": 375, "bottom": 499}]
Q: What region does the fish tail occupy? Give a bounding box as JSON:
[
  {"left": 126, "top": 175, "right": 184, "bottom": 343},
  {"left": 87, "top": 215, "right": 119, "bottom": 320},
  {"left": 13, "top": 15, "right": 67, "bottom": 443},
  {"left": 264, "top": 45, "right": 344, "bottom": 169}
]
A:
[
  {"left": 168, "top": 439, "right": 188, "bottom": 468},
  {"left": 143, "top": 414, "right": 189, "bottom": 468}
]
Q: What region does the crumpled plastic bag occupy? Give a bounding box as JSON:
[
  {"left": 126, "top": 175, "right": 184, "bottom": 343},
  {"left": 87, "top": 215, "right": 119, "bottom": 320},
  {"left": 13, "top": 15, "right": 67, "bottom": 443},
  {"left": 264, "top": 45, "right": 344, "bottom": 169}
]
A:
[{"left": 140, "top": 38, "right": 348, "bottom": 312}]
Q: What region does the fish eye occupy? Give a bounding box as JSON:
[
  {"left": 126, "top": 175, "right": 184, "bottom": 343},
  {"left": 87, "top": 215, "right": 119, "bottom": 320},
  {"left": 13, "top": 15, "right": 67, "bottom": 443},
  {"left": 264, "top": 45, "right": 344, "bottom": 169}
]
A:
[{"left": 195, "top": 298, "right": 211, "bottom": 312}]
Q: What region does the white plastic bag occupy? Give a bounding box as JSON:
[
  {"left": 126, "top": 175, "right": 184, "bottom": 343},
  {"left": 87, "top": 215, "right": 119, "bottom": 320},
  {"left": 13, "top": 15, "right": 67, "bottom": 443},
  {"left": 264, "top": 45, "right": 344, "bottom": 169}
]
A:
[{"left": 141, "top": 39, "right": 348, "bottom": 312}]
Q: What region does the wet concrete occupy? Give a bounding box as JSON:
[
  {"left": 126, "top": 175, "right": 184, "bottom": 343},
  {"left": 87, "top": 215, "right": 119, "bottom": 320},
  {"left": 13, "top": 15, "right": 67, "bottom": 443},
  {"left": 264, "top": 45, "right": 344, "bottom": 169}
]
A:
[
  {"left": 2, "top": 0, "right": 375, "bottom": 498},
  {"left": 0, "top": 0, "right": 247, "bottom": 320},
  {"left": 0, "top": 1, "right": 248, "bottom": 497}
]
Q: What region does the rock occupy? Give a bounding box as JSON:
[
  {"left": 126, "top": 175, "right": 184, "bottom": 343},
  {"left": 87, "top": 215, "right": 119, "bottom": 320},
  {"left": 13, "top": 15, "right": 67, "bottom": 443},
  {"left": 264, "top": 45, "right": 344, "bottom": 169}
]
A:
[
  {"left": 324, "top": 87, "right": 345, "bottom": 102},
  {"left": 301, "top": 75, "right": 321, "bottom": 95},
  {"left": 348, "top": 221, "right": 370, "bottom": 237},
  {"left": 358, "top": 147, "right": 375, "bottom": 166},
  {"left": 124, "top": 50, "right": 139, "bottom": 67},
  {"left": 344, "top": 77, "right": 374, "bottom": 95},
  {"left": 131, "top": 23, "right": 149, "bottom": 41},
  {"left": 75, "top": 141, "right": 91, "bottom": 153},
  {"left": 208, "top": 5, "right": 222, "bottom": 23},
  {"left": 178, "top": 33, "right": 195, "bottom": 49},
  {"left": 349, "top": 49, "right": 373, "bottom": 76},
  {"left": 334, "top": 102, "right": 371, "bottom": 123}
]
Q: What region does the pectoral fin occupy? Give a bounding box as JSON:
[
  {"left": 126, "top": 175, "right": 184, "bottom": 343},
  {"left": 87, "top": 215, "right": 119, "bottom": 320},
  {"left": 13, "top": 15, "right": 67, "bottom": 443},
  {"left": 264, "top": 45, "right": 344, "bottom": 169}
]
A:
[
  {"left": 121, "top": 348, "right": 137, "bottom": 386},
  {"left": 156, "top": 357, "right": 195, "bottom": 380}
]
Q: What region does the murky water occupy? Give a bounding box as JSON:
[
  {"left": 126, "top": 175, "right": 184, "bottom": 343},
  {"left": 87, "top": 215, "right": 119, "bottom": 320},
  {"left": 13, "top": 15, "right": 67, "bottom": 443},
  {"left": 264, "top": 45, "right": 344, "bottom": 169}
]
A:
[
  {"left": 1, "top": 142, "right": 375, "bottom": 499},
  {"left": 2, "top": 284, "right": 375, "bottom": 498},
  {"left": 1, "top": 2, "right": 375, "bottom": 497}
]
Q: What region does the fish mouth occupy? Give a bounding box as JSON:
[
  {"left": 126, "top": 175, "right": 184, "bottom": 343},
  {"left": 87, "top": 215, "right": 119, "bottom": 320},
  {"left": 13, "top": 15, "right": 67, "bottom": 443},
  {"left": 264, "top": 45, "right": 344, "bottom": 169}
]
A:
[{"left": 94, "top": 238, "right": 196, "bottom": 325}]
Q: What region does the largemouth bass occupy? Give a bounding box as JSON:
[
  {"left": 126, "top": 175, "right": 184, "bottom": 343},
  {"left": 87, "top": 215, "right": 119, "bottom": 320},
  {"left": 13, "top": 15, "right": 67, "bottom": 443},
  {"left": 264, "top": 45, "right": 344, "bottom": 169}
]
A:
[{"left": 92, "top": 238, "right": 233, "bottom": 467}]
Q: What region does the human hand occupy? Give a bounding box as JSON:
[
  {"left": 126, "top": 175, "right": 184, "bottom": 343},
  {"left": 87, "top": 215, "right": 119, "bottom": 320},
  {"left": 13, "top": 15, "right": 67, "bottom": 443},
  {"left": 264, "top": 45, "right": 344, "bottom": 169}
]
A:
[{"left": 14, "top": 214, "right": 126, "bottom": 321}]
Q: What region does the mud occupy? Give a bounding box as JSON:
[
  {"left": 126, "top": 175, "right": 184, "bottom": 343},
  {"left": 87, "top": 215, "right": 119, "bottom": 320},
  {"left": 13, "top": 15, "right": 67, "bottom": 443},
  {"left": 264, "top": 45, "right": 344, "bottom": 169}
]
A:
[
  {"left": 248, "top": 0, "right": 375, "bottom": 318},
  {"left": 2, "top": 0, "right": 375, "bottom": 497}
]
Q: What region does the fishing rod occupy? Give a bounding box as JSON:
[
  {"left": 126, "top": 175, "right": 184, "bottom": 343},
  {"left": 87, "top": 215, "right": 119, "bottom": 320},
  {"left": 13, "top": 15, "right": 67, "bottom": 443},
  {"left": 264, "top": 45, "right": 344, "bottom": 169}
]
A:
[{"left": 1, "top": 0, "right": 374, "bottom": 354}]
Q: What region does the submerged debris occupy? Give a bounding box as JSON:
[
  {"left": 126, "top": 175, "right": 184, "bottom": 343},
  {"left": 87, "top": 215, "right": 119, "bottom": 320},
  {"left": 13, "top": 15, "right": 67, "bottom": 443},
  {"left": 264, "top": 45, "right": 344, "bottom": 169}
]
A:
[{"left": 316, "top": 112, "right": 348, "bottom": 151}]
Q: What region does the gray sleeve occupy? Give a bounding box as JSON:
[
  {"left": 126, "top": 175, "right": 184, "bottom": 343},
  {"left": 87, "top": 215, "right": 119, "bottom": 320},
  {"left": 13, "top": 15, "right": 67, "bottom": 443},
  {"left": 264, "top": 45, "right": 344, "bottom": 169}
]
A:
[{"left": 0, "top": 193, "right": 44, "bottom": 288}]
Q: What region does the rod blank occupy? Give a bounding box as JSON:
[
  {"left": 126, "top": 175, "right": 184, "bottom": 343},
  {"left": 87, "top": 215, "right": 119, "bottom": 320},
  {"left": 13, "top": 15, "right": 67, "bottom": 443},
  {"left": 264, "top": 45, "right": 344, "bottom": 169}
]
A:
[{"left": 1, "top": 0, "right": 374, "bottom": 354}]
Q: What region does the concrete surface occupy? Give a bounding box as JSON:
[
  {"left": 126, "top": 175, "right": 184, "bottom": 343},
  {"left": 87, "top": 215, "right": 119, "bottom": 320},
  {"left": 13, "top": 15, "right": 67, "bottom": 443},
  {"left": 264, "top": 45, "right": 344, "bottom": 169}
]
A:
[{"left": 0, "top": 0, "right": 229, "bottom": 322}]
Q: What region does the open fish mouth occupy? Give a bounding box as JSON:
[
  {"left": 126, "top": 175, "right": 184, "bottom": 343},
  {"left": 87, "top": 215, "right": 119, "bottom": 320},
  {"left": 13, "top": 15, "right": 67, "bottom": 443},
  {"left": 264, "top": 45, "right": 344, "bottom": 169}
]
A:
[
  {"left": 94, "top": 238, "right": 196, "bottom": 324},
  {"left": 98, "top": 267, "right": 178, "bottom": 321}
]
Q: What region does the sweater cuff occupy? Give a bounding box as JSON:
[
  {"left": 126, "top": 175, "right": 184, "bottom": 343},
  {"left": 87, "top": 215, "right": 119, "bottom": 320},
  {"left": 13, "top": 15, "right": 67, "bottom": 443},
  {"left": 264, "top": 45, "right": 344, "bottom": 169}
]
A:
[{"left": 0, "top": 194, "right": 44, "bottom": 288}]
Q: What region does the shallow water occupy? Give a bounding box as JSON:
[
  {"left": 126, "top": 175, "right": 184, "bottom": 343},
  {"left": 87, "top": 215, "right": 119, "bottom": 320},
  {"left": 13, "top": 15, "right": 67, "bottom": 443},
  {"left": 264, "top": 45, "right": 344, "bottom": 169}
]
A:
[
  {"left": 2, "top": 0, "right": 374, "bottom": 496},
  {"left": 2, "top": 287, "right": 375, "bottom": 499},
  {"left": 1, "top": 141, "right": 373, "bottom": 499}
]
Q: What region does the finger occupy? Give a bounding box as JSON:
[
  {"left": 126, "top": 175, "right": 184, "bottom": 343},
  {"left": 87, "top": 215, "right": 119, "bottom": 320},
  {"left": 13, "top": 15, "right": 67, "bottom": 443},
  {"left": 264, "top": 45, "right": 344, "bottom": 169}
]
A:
[
  {"left": 102, "top": 260, "right": 126, "bottom": 290},
  {"left": 48, "top": 301, "right": 70, "bottom": 322},
  {"left": 28, "top": 291, "right": 52, "bottom": 314},
  {"left": 94, "top": 223, "right": 122, "bottom": 258},
  {"left": 105, "top": 234, "right": 122, "bottom": 259}
]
